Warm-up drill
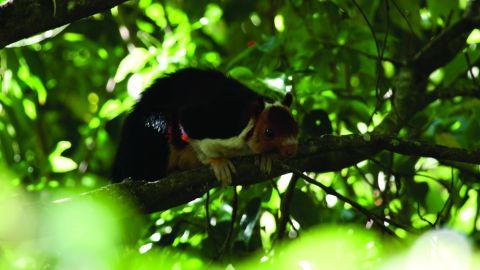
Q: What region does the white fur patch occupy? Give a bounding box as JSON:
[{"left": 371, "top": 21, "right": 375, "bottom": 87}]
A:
[{"left": 190, "top": 119, "right": 255, "bottom": 164}]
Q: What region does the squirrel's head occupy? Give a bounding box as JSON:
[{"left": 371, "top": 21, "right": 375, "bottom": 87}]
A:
[{"left": 246, "top": 93, "right": 299, "bottom": 158}]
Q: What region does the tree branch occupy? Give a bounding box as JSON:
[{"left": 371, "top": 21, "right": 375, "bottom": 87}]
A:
[
  {"left": 376, "top": 1, "right": 480, "bottom": 135},
  {"left": 411, "top": 0, "right": 480, "bottom": 75},
  {"left": 285, "top": 165, "right": 406, "bottom": 236},
  {"left": 69, "top": 134, "right": 480, "bottom": 216},
  {"left": 0, "top": 0, "right": 128, "bottom": 48},
  {"left": 427, "top": 84, "right": 480, "bottom": 102},
  {"left": 277, "top": 174, "right": 298, "bottom": 240}
]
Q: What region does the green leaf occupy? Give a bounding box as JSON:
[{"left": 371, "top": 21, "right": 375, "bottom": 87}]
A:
[
  {"left": 49, "top": 141, "right": 78, "bottom": 173},
  {"left": 443, "top": 48, "right": 480, "bottom": 86},
  {"left": 290, "top": 191, "right": 321, "bottom": 228},
  {"left": 425, "top": 182, "right": 445, "bottom": 213},
  {"left": 228, "top": 66, "right": 254, "bottom": 80},
  {"left": 17, "top": 64, "right": 47, "bottom": 104},
  {"left": 258, "top": 37, "right": 280, "bottom": 53},
  {"left": 114, "top": 48, "right": 150, "bottom": 83},
  {"left": 467, "top": 29, "right": 480, "bottom": 44},
  {"left": 145, "top": 3, "right": 167, "bottom": 28},
  {"left": 22, "top": 99, "right": 37, "bottom": 120},
  {"left": 63, "top": 33, "right": 85, "bottom": 42},
  {"left": 204, "top": 4, "right": 223, "bottom": 23},
  {"left": 427, "top": 0, "right": 456, "bottom": 22},
  {"left": 50, "top": 156, "right": 78, "bottom": 173},
  {"left": 389, "top": 0, "right": 423, "bottom": 38},
  {"left": 99, "top": 100, "right": 124, "bottom": 120},
  {"left": 237, "top": 197, "right": 261, "bottom": 244}
]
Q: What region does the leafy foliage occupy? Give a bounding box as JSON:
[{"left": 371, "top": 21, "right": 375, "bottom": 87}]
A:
[{"left": 1, "top": 0, "right": 480, "bottom": 269}]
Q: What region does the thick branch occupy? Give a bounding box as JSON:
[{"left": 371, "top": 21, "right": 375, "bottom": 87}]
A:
[
  {"left": 411, "top": 0, "right": 480, "bottom": 75},
  {"left": 376, "top": 1, "right": 480, "bottom": 135},
  {"left": 74, "top": 134, "right": 480, "bottom": 215},
  {"left": 0, "top": 0, "right": 128, "bottom": 48},
  {"left": 377, "top": 1, "right": 480, "bottom": 135},
  {"left": 374, "top": 68, "right": 429, "bottom": 134},
  {"left": 427, "top": 85, "right": 480, "bottom": 102}
]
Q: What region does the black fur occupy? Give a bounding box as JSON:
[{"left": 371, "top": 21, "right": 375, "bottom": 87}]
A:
[{"left": 111, "top": 68, "right": 261, "bottom": 182}]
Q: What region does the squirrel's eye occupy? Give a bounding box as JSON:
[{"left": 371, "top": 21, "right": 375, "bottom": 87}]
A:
[{"left": 264, "top": 128, "right": 274, "bottom": 139}]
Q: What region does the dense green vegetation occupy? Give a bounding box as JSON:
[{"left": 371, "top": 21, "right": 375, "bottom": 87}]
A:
[{"left": 1, "top": 0, "right": 480, "bottom": 269}]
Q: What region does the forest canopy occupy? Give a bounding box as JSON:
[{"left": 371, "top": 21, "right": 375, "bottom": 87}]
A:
[{"left": 1, "top": 0, "right": 480, "bottom": 269}]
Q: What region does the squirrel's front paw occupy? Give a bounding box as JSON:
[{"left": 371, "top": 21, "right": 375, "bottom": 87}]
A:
[
  {"left": 255, "top": 154, "right": 274, "bottom": 175},
  {"left": 209, "top": 158, "right": 236, "bottom": 186}
]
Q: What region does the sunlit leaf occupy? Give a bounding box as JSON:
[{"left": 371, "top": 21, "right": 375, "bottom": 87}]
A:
[
  {"left": 114, "top": 48, "right": 151, "bottom": 82},
  {"left": 145, "top": 3, "right": 167, "bottom": 28},
  {"left": 228, "top": 66, "right": 254, "bottom": 80},
  {"left": 205, "top": 4, "right": 223, "bottom": 23},
  {"left": 50, "top": 156, "right": 78, "bottom": 173},
  {"left": 467, "top": 29, "right": 480, "bottom": 44},
  {"left": 49, "top": 141, "right": 77, "bottom": 173},
  {"left": 22, "top": 99, "right": 37, "bottom": 120},
  {"left": 99, "top": 100, "right": 124, "bottom": 120}
]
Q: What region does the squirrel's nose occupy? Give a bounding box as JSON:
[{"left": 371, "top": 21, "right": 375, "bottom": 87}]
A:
[{"left": 281, "top": 144, "right": 297, "bottom": 157}]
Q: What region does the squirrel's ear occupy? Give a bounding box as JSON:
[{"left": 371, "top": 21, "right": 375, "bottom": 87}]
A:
[
  {"left": 282, "top": 93, "right": 293, "bottom": 107},
  {"left": 251, "top": 96, "right": 265, "bottom": 117}
]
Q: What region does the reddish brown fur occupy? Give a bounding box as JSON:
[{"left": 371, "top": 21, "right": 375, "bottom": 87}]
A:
[{"left": 247, "top": 105, "right": 298, "bottom": 157}]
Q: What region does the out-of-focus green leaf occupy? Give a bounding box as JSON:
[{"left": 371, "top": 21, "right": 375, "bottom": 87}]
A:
[
  {"left": 389, "top": 0, "right": 423, "bottom": 37},
  {"left": 114, "top": 48, "right": 151, "bottom": 83},
  {"left": 17, "top": 64, "right": 47, "bottom": 104},
  {"left": 22, "top": 99, "right": 37, "bottom": 120},
  {"left": 443, "top": 47, "right": 480, "bottom": 86},
  {"left": 63, "top": 33, "right": 85, "bottom": 42},
  {"left": 427, "top": 0, "right": 456, "bottom": 23},
  {"left": 290, "top": 190, "right": 321, "bottom": 228},
  {"left": 228, "top": 66, "right": 255, "bottom": 80},
  {"left": 145, "top": 3, "right": 167, "bottom": 28},
  {"left": 99, "top": 100, "right": 124, "bottom": 120},
  {"left": 237, "top": 197, "right": 261, "bottom": 244},
  {"left": 50, "top": 156, "right": 78, "bottom": 173},
  {"left": 258, "top": 37, "right": 280, "bottom": 53},
  {"left": 48, "top": 141, "right": 78, "bottom": 173},
  {"left": 204, "top": 4, "right": 223, "bottom": 23},
  {"left": 467, "top": 29, "right": 480, "bottom": 44}
]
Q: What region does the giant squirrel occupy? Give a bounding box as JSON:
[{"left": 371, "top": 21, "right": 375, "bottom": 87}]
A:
[{"left": 112, "top": 68, "right": 298, "bottom": 185}]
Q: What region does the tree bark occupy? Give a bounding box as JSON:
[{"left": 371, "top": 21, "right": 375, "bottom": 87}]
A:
[{"left": 0, "top": 0, "right": 128, "bottom": 48}]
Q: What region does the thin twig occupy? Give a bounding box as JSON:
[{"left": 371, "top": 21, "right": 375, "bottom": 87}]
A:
[
  {"left": 289, "top": 0, "right": 402, "bottom": 65},
  {"left": 277, "top": 175, "right": 298, "bottom": 239},
  {"left": 216, "top": 187, "right": 238, "bottom": 259},
  {"left": 464, "top": 51, "right": 479, "bottom": 87},
  {"left": 369, "top": 0, "right": 391, "bottom": 126},
  {"left": 316, "top": 38, "right": 402, "bottom": 65},
  {"left": 416, "top": 202, "right": 435, "bottom": 227},
  {"left": 281, "top": 162, "right": 410, "bottom": 235},
  {"left": 205, "top": 188, "right": 213, "bottom": 234},
  {"left": 287, "top": 218, "right": 299, "bottom": 234},
  {"left": 351, "top": 0, "right": 381, "bottom": 57},
  {"left": 390, "top": 0, "right": 416, "bottom": 56},
  {"left": 434, "top": 169, "right": 455, "bottom": 227}
]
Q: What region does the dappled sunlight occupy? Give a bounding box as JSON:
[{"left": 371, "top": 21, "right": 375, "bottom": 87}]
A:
[
  {"left": 383, "top": 230, "right": 474, "bottom": 270},
  {"left": 1, "top": 0, "right": 480, "bottom": 268}
]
